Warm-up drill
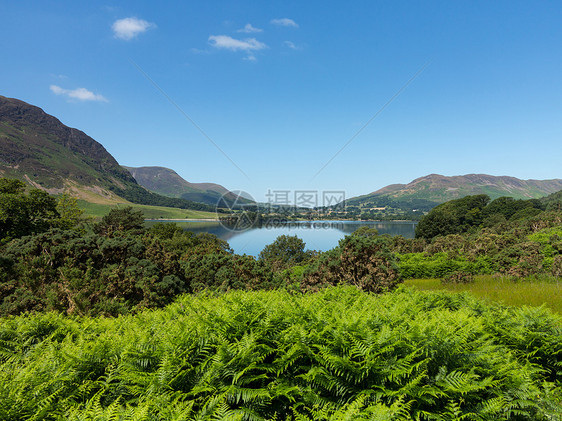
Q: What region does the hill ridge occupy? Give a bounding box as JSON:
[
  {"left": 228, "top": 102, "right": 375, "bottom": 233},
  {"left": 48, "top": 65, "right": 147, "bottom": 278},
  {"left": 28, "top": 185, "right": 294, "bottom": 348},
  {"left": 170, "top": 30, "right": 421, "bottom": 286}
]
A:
[
  {"left": 345, "top": 173, "right": 562, "bottom": 212},
  {"left": 0, "top": 96, "right": 215, "bottom": 211},
  {"left": 124, "top": 165, "right": 252, "bottom": 206}
]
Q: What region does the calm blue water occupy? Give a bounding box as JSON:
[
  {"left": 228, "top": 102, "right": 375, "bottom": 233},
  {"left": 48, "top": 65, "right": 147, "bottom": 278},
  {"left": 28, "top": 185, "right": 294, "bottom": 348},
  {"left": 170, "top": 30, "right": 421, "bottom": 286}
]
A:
[{"left": 146, "top": 220, "right": 417, "bottom": 256}]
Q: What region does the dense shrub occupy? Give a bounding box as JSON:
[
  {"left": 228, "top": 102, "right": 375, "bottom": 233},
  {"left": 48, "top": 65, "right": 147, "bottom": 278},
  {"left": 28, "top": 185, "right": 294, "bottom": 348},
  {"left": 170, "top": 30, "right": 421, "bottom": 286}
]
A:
[
  {"left": 302, "top": 230, "right": 401, "bottom": 293},
  {"left": 183, "top": 252, "right": 276, "bottom": 293},
  {"left": 415, "top": 194, "right": 490, "bottom": 240},
  {"left": 415, "top": 194, "right": 550, "bottom": 241},
  {"left": 0, "top": 228, "right": 190, "bottom": 316}
]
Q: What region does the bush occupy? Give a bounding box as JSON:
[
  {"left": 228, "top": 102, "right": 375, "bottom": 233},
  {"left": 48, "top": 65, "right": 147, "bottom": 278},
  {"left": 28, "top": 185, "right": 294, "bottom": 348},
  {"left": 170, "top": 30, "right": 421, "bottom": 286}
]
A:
[
  {"left": 442, "top": 271, "right": 475, "bottom": 284},
  {"left": 302, "top": 231, "right": 401, "bottom": 293},
  {"left": 0, "top": 228, "right": 190, "bottom": 316},
  {"left": 552, "top": 255, "right": 562, "bottom": 277}
]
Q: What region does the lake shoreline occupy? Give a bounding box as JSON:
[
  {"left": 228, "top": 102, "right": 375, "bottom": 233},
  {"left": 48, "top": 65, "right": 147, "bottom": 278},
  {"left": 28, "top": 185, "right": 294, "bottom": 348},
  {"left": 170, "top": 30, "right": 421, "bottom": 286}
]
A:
[
  {"left": 145, "top": 218, "right": 418, "bottom": 223},
  {"left": 144, "top": 220, "right": 418, "bottom": 256}
]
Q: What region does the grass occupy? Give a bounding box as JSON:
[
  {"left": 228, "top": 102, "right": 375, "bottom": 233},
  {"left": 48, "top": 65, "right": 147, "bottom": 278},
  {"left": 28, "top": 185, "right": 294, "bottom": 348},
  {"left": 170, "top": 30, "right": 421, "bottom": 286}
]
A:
[
  {"left": 77, "top": 199, "right": 218, "bottom": 220},
  {"left": 405, "top": 275, "right": 562, "bottom": 314}
]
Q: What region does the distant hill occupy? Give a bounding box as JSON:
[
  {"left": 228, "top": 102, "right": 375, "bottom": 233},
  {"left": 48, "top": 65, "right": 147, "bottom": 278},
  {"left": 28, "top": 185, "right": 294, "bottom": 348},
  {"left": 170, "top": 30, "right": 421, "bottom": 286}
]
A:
[
  {"left": 346, "top": 174, "right": 562, "bottom": 211},
  {"left": 124, "top": 166, "right": 251, "bottom": 207},
  {"left": 0, "top": 95, "right": 213, "bottom": 211}
]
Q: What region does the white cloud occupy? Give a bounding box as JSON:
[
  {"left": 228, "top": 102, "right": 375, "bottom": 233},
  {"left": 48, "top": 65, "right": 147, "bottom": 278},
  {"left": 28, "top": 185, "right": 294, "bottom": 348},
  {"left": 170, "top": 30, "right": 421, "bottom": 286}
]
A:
[
  {"left": 237, "top": 23, "right": 262, "bottom": 33},
  {"left": 208, "top": 35, "right": 266, "bottom": 52},
  {"left": 270, "top": 18, "right": 299, "bottom": 28},
  {"left": 284, "top": 41, "right": 299, "bottom": 50},
  {"left": 112, "top": 17, "right": 155, "bottom": 40},
  {"left": 50, "top": 85, "right": 108, "bottom": 102}
]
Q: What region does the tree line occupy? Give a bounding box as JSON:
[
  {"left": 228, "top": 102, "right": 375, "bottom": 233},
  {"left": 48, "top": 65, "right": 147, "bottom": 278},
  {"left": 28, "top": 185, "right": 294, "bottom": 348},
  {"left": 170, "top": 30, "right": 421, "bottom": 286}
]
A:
[{"left": 1, "top": 177, "right": 562, "bottom": 317}]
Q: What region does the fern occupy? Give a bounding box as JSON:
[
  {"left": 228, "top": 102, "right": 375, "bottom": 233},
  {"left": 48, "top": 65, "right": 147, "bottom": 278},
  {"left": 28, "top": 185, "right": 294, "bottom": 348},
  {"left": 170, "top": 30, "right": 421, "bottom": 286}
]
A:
[{"left": 0, "top": 287, "right": 561, "bottom": 419}]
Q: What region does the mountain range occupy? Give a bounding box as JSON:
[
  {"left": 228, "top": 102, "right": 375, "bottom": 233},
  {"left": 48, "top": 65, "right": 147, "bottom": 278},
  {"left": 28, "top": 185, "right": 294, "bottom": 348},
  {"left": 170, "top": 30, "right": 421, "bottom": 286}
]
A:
[
  {"left": 1, "top": 95, "right": 561, "bottom": 214},
  {"left": 123, "top": 166, "right": 250, "bottom": 207},
  {"left": 346, "top": 173, "right": 562, "bottom": 211},
  {"left": 0, "top": 96, "right": 237, "bottom": 210}
]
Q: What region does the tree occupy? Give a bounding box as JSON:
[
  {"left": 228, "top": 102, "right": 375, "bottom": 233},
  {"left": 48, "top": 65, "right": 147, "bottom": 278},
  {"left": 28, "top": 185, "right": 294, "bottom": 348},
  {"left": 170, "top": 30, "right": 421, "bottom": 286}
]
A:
[
  {"left": 258, "top": 235, "right": 314, "bottom": 271},
  {"left": 56, "top": 194, "right": 85, "bottom": 229},
  {"left": 0, "top": 178, "right": 26, "bottom": 194},
  {"left": 415, "top": 195, "right": 490, "bottom": 240},
  {"left": 95, "top": 206, "right": 145, "bottom": 236},
  {"left": 0, "top": 178, "right": 59, "bottom": 243}
]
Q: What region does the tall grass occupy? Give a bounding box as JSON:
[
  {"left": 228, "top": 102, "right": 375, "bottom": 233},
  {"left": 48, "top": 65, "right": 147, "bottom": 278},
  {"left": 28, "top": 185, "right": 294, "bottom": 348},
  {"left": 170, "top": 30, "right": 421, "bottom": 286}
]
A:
[
  {"left": 0, "top": 287, "right": 561, "bottom": 419},
  {"left": 406, "top": 275, "right": 562, "bottom": 314}
]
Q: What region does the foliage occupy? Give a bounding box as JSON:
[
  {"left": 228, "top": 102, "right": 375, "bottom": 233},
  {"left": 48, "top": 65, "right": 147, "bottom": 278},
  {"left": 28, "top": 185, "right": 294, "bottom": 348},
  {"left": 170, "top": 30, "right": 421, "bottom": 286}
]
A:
[
  {"left": 94, "top": 206, "right": 145, "bottom": 236},
  {"left": 258, "top": 235, "right": 315, "bottom": 271},
  {"left": 415, "top": 194, "right": 490, "bottom": 240},
  {"left": 415, "top": 194, "right": 549, "bottom": 240},
  {"left": 442, "top": 271, "right": 475, "bottom": 284},
  {"left": 0, "top": 178, "right": 60, "bottom": 243},
  {"left": 0, "top": 287, "right": 560, "bottom": 419},
  {"left": 55, "top": 194, "right": 85, "bottom": 230},
  {"left": 302, "top": 230, "right": 401, "bottom": 293},
  {"left": 0, "top": 228, "right": 190, "bottom": 316},
  {"left": 543, "top": 190, "right": 562, "bottom": 212}
]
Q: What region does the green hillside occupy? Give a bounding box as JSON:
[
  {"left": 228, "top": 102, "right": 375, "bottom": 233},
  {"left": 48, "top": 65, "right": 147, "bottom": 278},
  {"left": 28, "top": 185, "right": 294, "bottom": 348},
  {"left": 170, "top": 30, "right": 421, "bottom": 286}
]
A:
[
  {"left": 0, "top": 96, "right": 215, "bottom": 212},
  {"left": 347, "top": 173, "right": 562, "bottom": 211},
  {"left": 76, "top": 200, "right": 217, "bottom": 220},
  {"left": 0, "top": 96, "right": 135, "bottom": 195},
  {"left": 123, "top": 165, "right": 249, "bottom": 206}
]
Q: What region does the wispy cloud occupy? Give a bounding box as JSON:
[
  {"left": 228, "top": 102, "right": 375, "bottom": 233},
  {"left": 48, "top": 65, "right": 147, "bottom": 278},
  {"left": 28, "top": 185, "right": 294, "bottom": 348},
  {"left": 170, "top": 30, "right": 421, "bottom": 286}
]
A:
[
  {"left": 284, "top": 41, "right": 300, "bottom": 50},
  {"left": 50, "top": 85, "right": 108, "bottom": 102},
  {"left": 237, "top": 23, "right": 262, "bottom": 33},
  {"left": 270, "top": 18, "right": 299, "bottom": 28},
  {"left": 112, "top": 17, "right": 155, "bottom": 40},
  {"left": 208, "top": 35, "right": 267, "bottom": 51},
  {"left": 209, "top": 35, "right": 266, "bottom": 61}
]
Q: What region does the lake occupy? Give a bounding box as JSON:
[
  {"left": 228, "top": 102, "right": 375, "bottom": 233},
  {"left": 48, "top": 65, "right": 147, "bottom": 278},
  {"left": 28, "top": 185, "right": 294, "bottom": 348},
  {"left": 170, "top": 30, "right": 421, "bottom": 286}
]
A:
[{"left": 146, "top": 220, "right": 417, "bottom": 256}]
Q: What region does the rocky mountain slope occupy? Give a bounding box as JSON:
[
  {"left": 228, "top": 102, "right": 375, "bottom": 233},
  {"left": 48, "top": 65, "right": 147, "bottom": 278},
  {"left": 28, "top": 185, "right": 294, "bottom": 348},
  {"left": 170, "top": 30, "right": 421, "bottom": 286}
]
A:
[{"left": 0, "top": 96, "right": 213, "bottom": 211}]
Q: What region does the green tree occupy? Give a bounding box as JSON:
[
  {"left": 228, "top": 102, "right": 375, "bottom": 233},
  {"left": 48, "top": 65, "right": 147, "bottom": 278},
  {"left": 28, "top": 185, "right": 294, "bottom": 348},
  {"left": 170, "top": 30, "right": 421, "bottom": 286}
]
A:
[
  {"left": 0, "top": 178, "right": 26, "bottom": 194},
  {"left": 56, "top": 194, "right": 85, "bottom": 229},
  {"left": 415, "top": 194, "right": 490, "bottom": 240},
  {"left": 258, "top": 235, "right": 314, "bottom": 271},
  {"left": 0, "top": 178, "right": 59, "bottom": 243},
  {"left": 94, "top": 206, "right": 145, "bottom": 236}
]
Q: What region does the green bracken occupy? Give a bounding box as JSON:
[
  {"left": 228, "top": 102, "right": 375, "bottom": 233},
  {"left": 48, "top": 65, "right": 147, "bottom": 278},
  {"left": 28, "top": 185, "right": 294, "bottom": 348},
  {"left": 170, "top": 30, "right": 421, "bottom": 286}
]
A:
[{"left": 0, "top": 287, "right": 561, "bottom": 420}]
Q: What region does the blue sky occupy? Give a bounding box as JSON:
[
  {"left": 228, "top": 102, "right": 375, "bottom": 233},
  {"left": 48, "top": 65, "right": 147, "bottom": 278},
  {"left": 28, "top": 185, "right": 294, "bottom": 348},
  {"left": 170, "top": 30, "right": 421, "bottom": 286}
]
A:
[{"left": 2, "top": 1, "right": 562, "bottom": 202}]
